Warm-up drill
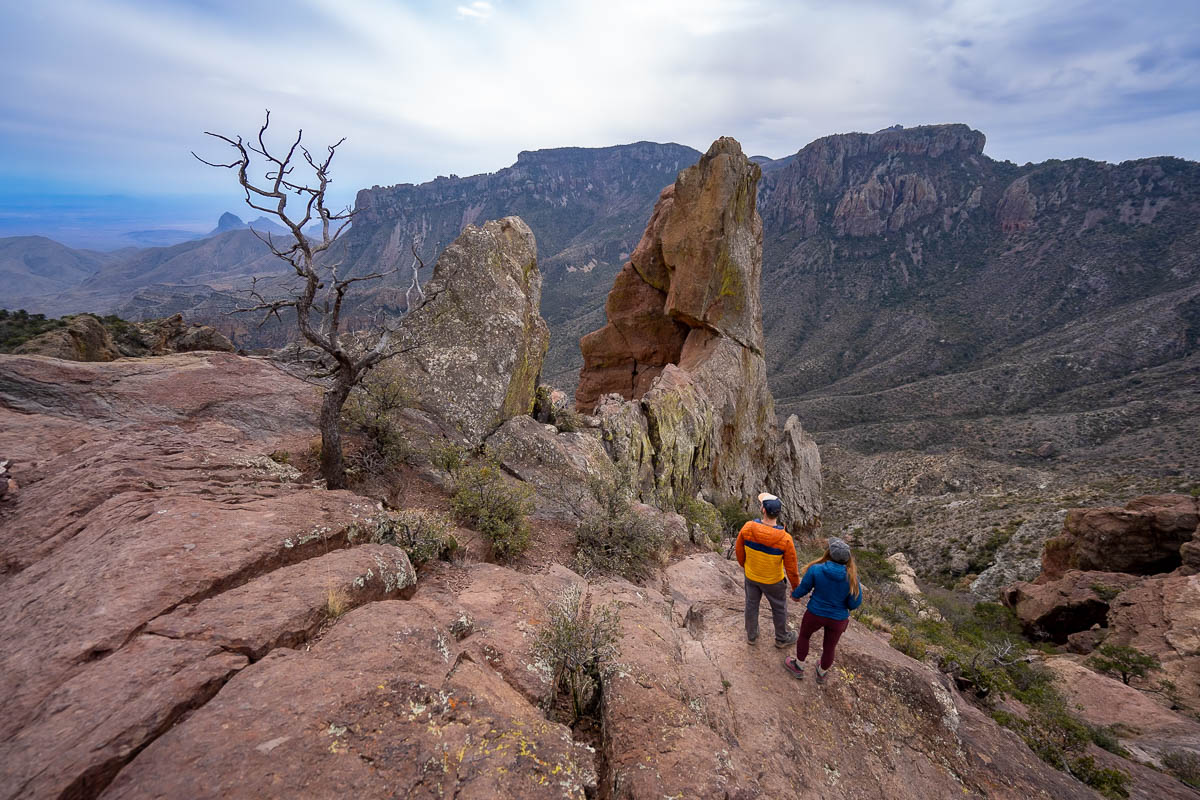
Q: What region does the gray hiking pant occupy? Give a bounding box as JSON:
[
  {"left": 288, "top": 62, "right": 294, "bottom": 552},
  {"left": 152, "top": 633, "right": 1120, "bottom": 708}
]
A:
[{"left": 744, "top": 576, "right": 789, "bottom": 641}]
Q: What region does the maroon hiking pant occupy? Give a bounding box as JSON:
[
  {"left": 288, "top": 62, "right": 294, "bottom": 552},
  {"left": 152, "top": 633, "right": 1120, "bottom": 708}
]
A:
[{"left": 796, "top": 609, "right": 849, "bottom": 670}]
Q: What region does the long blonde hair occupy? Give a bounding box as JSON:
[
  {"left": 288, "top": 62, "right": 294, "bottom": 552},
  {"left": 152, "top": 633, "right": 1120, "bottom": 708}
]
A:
[{"left": 801, "top": 548, "right": 861, "bottom": 601}]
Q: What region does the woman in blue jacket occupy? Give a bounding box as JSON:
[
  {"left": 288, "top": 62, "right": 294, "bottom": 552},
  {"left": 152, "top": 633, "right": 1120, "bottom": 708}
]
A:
[{"left": 784, "top": 537, "right": 862, "bottom": 683}]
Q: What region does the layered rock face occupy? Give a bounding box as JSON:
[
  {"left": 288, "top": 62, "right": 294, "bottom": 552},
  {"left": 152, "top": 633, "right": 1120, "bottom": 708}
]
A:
[
  {"left": 1039, "top": 495, "right": 1199, "bottom": 579},
  {"left": 388, "top": 216, "right": 550, "bottom": 446}
]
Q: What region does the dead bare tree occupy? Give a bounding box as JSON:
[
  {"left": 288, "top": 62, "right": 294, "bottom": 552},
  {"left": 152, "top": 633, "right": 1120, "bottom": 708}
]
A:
[{"left": 194, "top": 111, "right": 424, "bottom": 489}]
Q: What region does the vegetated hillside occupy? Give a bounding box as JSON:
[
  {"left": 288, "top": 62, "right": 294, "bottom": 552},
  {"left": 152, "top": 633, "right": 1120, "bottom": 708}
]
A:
[
  {"left": 0, "top": 236, "right": 112, "bottom": 310},
  {"left": 757, "top": 124, "right": 1200, "bottom": 475}
]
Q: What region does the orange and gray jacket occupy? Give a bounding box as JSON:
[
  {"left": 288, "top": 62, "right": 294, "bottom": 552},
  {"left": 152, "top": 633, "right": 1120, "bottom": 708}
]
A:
[{"left": 735, "top": 519, "right": 800, "bottom": 587}]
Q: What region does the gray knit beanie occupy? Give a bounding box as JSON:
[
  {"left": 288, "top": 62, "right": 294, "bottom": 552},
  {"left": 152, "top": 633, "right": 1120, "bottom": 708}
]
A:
[{"left": 828, "top": 537, "right": 851, "bottom": 564}]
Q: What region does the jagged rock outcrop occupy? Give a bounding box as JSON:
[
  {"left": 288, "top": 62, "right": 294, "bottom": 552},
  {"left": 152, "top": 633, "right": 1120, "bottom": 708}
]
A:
[
  {"left": 387, "top": 216, "right": 550, "bottom": 447},
  {"left": 115, "top": 312, "right": 235, "bottom": 356},
  {"left": 575, "top": 138, "right": 822, "bottom": 524},
  {"left": 1003, "top": 495, "right": 1200, "bottom": 713},
  {"left": 10, "top": 312, "right": 235, "bottom": 363},
  {"left": 13, "top": 313, "right": 120, "bottom": 361},
  {"left": 1040, "top": 495, "right": 1199, "bottom": 580},
  {"left": 1002, "top": 570, "right": 1142, "bottom": 642}
]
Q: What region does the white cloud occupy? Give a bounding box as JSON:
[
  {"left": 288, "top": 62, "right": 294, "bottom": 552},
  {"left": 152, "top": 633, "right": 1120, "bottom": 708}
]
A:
[
  {"left": 456, "top": 2, "right": 495, "bottom": 21},
  {"left": 0, "top": 0, "right": 1197, "bottom": 215}
]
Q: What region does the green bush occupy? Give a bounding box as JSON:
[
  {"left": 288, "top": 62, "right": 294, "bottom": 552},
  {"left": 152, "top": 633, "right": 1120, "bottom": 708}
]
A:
[
  {"left": 574, "top": 468, "right": 665, "bottom": 581},
  {"left": 429, "top": 438, "right": 468, "bottom": 475},
  {"left": 676, "top": 493, "right": 722, "bottom": 544},
  {"left": 1162, "top": 750, "right": 1200, "bottom": 789},
  {"left": 889, "top": 625, "right": 928, "bottom": 660},
  {"left": 0, "top": 308, "right": 66, "bottom": 352},
  {"left": 362, "top": 509, "right": 457, "bottom": 567},
  {"left": 717, "top": 498, "right": 754, "bottom": 539},
  {"left": 343, "top": 365, "right": 415, "bottom": 471},
  {"left": 451, "top": 461, "right": 533, "bottom": 562},
  {"left": 1088, "top": 644, "right": 1161, "bottom": 685},
  {"left": 854, "top": 548, "right": 899, "bottom": 586},
  {"left": 532, "top": 584, "right": 621, "bottom": 725}
]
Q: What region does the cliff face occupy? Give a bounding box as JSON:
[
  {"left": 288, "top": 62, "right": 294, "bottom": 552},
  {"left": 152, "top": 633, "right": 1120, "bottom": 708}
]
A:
[{"left": 754, "top": 125, "right": 1200, "bottom": 471}]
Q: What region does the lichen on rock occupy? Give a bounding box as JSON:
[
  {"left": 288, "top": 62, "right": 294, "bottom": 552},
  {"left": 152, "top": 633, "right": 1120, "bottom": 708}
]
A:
[{"left": 575, "top": 137, "right": 822, "bottom": 524}]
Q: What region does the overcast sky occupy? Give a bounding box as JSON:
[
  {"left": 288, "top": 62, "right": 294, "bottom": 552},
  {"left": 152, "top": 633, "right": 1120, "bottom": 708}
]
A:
[{"left": 2, "top": 0, "right": 1199, "bottom": 240}]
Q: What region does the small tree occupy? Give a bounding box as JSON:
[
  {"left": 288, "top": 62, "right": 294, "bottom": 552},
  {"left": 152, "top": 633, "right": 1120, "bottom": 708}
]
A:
[
  {"left": 194, "top": 112, "right": 428, "bottom": 489},
  {"left": 1088, "top": 644, "right": 1161, "bottom": 685}
]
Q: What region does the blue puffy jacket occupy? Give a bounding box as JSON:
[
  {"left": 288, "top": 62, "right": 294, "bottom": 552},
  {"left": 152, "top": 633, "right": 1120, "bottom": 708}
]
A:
[{"left": 791, "top": 561, "right": 863, "bottom": 620}]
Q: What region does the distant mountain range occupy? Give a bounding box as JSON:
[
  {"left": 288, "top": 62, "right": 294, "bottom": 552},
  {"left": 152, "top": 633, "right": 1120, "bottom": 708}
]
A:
[{"left": 3, "top": 126, "right": 1197, "bottom": 475}]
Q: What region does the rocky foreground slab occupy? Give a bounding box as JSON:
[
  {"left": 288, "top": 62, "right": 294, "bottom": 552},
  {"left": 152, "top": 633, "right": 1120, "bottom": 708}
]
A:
[{"left": 0, "top": 350, "right": 1120, "bottom": 798}]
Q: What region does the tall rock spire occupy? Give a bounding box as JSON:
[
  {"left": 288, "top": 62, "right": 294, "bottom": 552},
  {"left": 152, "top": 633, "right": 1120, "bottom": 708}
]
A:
[{"left": 576, "top": 138, "right": 821, "bottom": 526}]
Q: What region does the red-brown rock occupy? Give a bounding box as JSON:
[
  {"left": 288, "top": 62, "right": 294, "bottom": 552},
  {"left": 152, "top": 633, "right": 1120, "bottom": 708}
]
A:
[
  {"left": 1046, "top": 656, "right": 1200, "bottom": 777},
  {"left": 1106, "top": 573, "right": 1200, "bottom": 712},
  {"left": 575, "top": 138, "right": 822, "bottom": 527},
  {"left": 1002, "top": 570, "right": 1142, "bottom": 642},
  {"left": 1039, "top": 495, "right": 1198, "bottom": 580},
  {"left": 103, "top": 601, "right": 597, "bottom": 800}
]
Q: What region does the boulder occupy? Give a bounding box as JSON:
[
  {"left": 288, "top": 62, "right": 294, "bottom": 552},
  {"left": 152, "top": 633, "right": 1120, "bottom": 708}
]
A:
[
  {"left": 575, "top": 138, "right": 821, "bottom": 526},
  {"left": 102, "top": 600, "right": 597, "bottom": 800},
  {"left": 13, "top": 314, "right": 119, "bottom": 361},
  {"left": 1002, "top": 570, "right": 1142, "bottom": 642},
  {"left": 483, "top": 414, "right": 612, "bottom": 521},
  {"left": 1040, "top": 495, "right": 1198, "bottom": 580},
  {"left": 388, "top": 216, "right": 550, "bottom": 447},
  {"left": 1106, "top": 573, "right": 1200, "bottom": 713}
]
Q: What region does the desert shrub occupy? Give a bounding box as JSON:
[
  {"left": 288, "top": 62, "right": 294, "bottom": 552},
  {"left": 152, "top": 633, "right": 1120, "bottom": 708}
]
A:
[
  {"left": 1069, "top": 756, "right": 1130, "bottom": 799},
  {"left": 429, "top": 438, "right": 468, "bottom": 475},
  {"left": 1090, "top": 583, "right": 1122, "bottom": 602},
  {"left": 364, "top": 509, "right": 457, "bottom": 567},
  {"left": 889, "top": 625, "right": 928, "bottom": 660},
  {"left": 574, "top": 467, "right": 665, "bottom": 581},
  {"left": 1088, "top": 644, "right": 1161, "bottom": 685},
  {"left": 1088, "top": 724, "right": 1128, "bottom": 757},
  {"left": 717, "top": 498, "right": 754, "bottom": 539},
  {"left": 1163, "top": 750, "right": 1200, "bottom": 789},
  {"left": 268, "top": 450, "right": 291, "bottom": 465},
  {"left": 0, "top": 309, "right": 67, "bottom": 351},
  {"left": 325, "top": 586, "right": 350, "bottom": 618},
  {"left": 675, "top": 493, "right": 722, "bottom": 544},
  {"left": 532, "top": 584, "right": 621, "bottom": 724},
  {"left": 343, "top": 365, "right": 415, "bottom": 471},
  {"left": 451, "top": 461, "right": 533, "bottom": 562},
  {"left": 853, "top": 548, "right": 899, "bottom": 586}
]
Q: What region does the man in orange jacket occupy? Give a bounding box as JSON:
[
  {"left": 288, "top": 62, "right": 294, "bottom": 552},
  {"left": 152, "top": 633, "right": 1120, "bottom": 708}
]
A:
[{"left": 735, "top": 492, "right": 800, "bottom": 647}]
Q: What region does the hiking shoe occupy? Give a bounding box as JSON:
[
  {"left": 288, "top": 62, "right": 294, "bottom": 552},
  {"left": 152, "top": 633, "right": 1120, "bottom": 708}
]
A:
[
  {"left": 783, "top": 655, "right": 806, "bottom": 679},
  {"left": 746, "top": 631, "right": 758, "bottom": 645},
  {"left": 815, "top": 664, "right": 829, "bottom": 684},
  {"left": 774, "top": 629, "right": 799, "bottom": 648}
]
